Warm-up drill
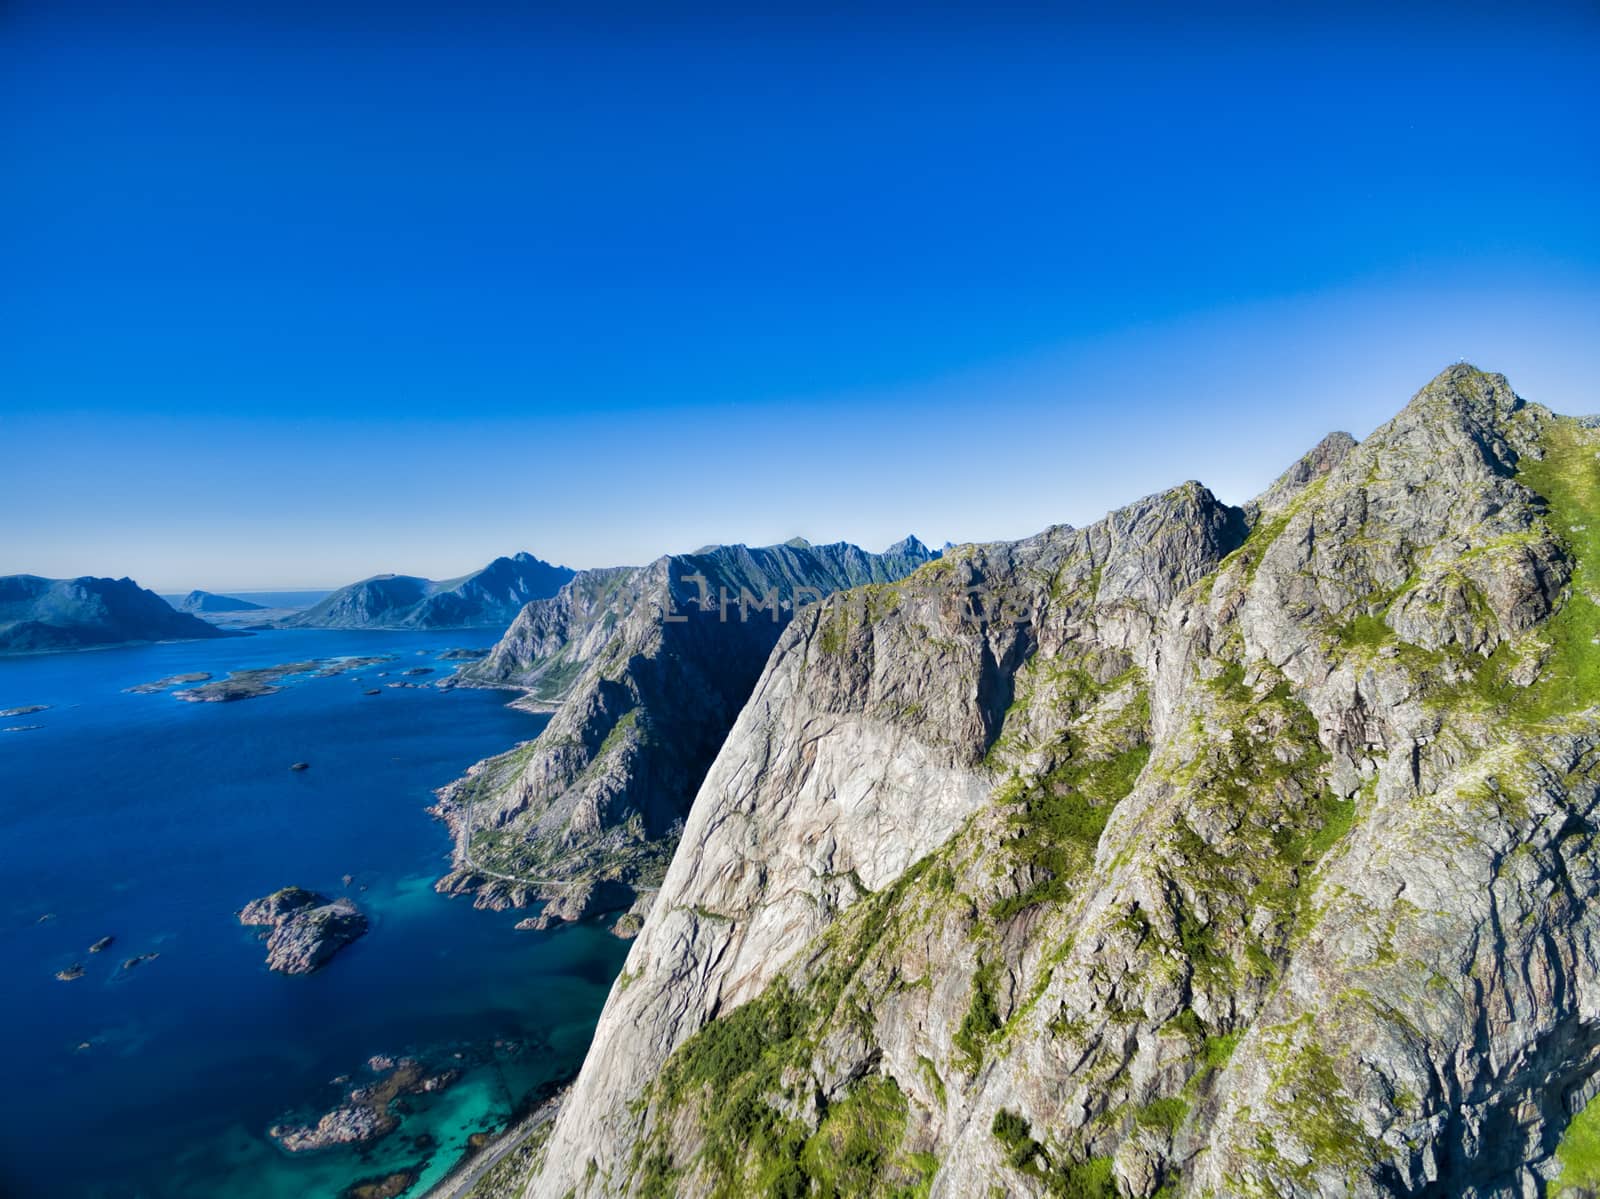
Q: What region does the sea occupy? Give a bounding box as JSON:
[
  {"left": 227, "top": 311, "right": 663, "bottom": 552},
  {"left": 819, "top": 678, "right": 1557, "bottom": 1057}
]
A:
[{"left": 0, "top": 627, "right": 629, "bottom": 1199}]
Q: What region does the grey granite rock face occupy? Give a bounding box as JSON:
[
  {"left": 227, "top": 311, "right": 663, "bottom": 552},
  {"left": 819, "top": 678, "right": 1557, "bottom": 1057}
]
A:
[
  {"left": 432, "top": 538, "right": 939, "bottom": 919},
  {"left": 526, "top": 367, "right": 1600, "bottom": 1198},
  {"left": 531, "top": 481, "right": 1246, "bottom": 1195}
]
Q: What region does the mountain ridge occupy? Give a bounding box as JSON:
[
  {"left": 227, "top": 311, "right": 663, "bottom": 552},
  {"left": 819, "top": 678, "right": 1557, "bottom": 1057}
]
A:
[
  {"left": 281, "top": 551, "right": 575, "bottom": 630},
  {"left": 0, "top": 575, "right": 242, "bottom": 653},
  {"left": 526, "top": 365, "right": 1600, "bottom": 1198},
  {"left": 431, "top": 537, "right": 940, "bottom": 922}
]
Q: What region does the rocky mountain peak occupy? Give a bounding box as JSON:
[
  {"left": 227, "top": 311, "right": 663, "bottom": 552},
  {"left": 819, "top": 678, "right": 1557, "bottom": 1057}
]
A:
[
  {"left": 1244, "top": 429, "right": 1357, "bottom": 524},
  {"left": 884, "top": 534, "right": 932, "bottom": 558}
]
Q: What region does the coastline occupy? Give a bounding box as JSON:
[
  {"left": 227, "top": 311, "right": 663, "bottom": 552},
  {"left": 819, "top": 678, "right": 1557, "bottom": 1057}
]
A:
[
  {"left": 421, "top": 1088, "right": 567, "bottom": 1199},
  {"left": 1, "top": 625, "right": 628, "bottom": 1199}
]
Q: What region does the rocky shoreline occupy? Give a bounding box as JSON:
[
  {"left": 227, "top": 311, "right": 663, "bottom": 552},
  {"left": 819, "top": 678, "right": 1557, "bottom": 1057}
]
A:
[
  {"left": 269, "top": 1056, "right": 460, "bottom": 1154},
  {"left": 122, "top": 672, "right": 211, "bottom": 694},
  {"left": 418, "top": 1083, "right": 570, "bottom": 1199}
]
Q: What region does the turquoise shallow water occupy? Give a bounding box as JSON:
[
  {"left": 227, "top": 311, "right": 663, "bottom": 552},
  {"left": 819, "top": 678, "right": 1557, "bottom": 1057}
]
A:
[{"left": 0, "top": 629, "right": 629, "bottom": 1199}]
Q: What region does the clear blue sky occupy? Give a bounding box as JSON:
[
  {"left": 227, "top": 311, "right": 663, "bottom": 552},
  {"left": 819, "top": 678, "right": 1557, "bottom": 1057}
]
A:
[{"left": 3, "top": 1, "right": 1598, "bottom": 591}]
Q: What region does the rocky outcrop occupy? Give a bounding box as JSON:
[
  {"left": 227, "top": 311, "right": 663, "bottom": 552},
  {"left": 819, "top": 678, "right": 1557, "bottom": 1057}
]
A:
[
  {"left": 511, "top": 879, "right": 636, "bottom": 931},
  {"left": 433, "top": 538, "right": 939, "bottom": 920},
  {"left": 283, "top": 552, "right": 575, "bottom": 630},
  {"left": 456, "top": 566, "right": 641, "bottom": 698},
  {"left": 240, "top": 887, "right": 368, "bottom": 974},
  {"left": 529, "top": 367, "right": 1600, "bottom": 1198},
  {"left": 0, "top": 575, "right": 241, "bottom": 653},
  {"left": 270, "top": 1056, "right": 459, "bottom": 1153}
]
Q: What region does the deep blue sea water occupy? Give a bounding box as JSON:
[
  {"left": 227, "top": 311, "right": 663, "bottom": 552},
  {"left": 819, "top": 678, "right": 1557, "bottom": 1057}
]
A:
[{"left": 0, "top": 629, "right": 629, "bottom": 1199}]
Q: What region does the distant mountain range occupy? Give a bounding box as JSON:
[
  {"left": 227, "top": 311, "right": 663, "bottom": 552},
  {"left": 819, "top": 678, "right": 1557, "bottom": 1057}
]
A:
[
  {"left": 281, "top": 552, "right": 576, "bottom": 630},
  {"left": 0, "top": 575, "right": 240, "bottom": 653}
]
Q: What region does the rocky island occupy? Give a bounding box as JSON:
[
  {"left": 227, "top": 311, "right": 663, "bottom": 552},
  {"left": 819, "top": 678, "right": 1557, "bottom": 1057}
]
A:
[
  {"left": 123, "top": 672, "right": 211, "bottom": 694},
  {"left": 164, "top": 655, "right": 397, "bottom": 702},
  {"left": 239, "top": 887, "right": 368, "bottom": 974},
  {"left": 175, "top": 590, "right": 265, "bottom": 614},
  {"left": 339, "top": 1166, "right": 423, "bottom": 1199}
]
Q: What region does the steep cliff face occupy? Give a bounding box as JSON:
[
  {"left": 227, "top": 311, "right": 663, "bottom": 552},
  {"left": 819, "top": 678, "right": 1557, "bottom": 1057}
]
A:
[
  {"left": 283, "top": 552, "right": 574, "bottom": 629},
  {"left": 0, "top": 575, "right": 241, "bottom": 652},
  {"left": 530, "top": 367, "right": 1600, "bottom": 1199},
  {"left": 433, "top": 538, "right": 938, "bottom": 917}
]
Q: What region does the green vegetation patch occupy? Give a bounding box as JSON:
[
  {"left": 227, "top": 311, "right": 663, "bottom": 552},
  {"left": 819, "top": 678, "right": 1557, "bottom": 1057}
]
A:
[
  {"left": 1211, "top": 475, "right": 1327, "bottom": 589},
  {"left": 991, "top": 677, "right": 1151, "bottom": 919},
  {"left": 1134, "top": 1096, "right": 1189, "bottom": 1135},
  {"left": 992, "top": 1108, "right": 1044, "bottom": 1168},
  {"left": 657, "top": 977, "right": 810, "bottom": 1109},
  {"left": 1256, "top": 1016, "right": 1381, "bottom": 1186},
  {"left": 954, "top": 960, "right": 1002, "bottom": 1071},
  {"left": 1556, "top": 1088, "right": 1600, "bottom": 1196},
  {"left": 594, "top": 707, "right": 644, "bottom": 760},
  {"left": 647, "top": 998, "right": 934, "bottom": 1199},
  {"left": 1412, "top": 417, "right": 1600, "bottom": 726},
  {"left": 1512, "top": 417, "right": 1600, "bottom": 719},
  {"left": 531, "top": 651, "right": 588, "bottom": 699},
  {"left": 796, "top": 1075, "right": 930, "bottom": 1198},
  {"left": 1335, "top": 612, "right": 1393, "bottom": 651},
  {"left": 637, "top": 847, "right": 963, "bottom": 1197},
  {"left": 989, "top": 1108, "right": 1115, "bottom": 1197}
]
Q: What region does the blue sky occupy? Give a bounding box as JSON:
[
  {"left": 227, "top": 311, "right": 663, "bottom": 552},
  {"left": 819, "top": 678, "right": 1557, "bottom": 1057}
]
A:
[{"left": 3, "top": 2, "right": 1598, "bottom": 591}]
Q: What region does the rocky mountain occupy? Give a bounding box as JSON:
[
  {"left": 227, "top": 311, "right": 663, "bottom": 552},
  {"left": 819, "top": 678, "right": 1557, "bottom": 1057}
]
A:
[
  {"left": 526, "top": 366, "right": 1600, "bottom": 1198},
  {"left": 432, "top": 537, "right": 939, "bottom": 920},
  {"left": 282, "top": 552, "right": 575, "bottom": 630},
  {"left": 0, "top": 575, "right": 240, "bottom": 653},
  {"left": 176, "top": 589, "right": 265, "bottom": 613}
]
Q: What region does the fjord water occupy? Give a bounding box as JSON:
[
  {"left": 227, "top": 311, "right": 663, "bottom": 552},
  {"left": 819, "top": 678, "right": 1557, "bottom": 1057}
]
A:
[{"left": 0, "top": 629, "right": 629, "bottom": 1199}]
